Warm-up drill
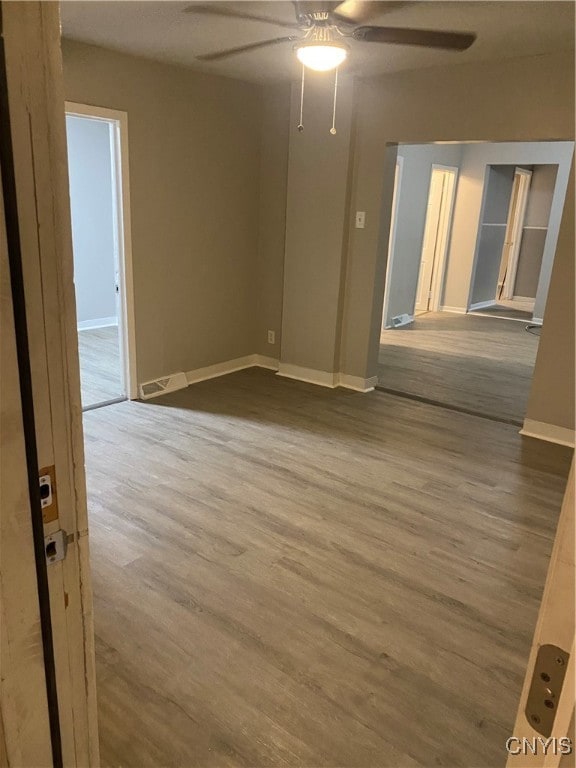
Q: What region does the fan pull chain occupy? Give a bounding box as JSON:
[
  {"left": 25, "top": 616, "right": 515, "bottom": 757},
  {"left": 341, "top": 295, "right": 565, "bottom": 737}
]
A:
[
  {"left": 330, "top": 67, "right": 339, "bottom": 135},
  {"left": 297, "top": 63, "right": 305, "bottom": 132}
]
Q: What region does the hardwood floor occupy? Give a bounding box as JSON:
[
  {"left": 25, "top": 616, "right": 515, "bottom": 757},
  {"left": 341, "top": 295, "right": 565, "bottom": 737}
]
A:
[
  {"left": 378, "top": 312, "right": 539, "bottom": 424},
  {"left": 83, "top": 368, "right": 571, "bottom": 767},
  {"left": 78, "top": 325, "right": 124, "bottom": 408},
  {"left": 470, "top": 300, "right": 534, "bottom": 322}
]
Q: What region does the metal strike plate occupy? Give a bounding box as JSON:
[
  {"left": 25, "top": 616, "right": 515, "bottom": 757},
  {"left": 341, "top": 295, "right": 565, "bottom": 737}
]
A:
[
  {"left": 39, "top": 465, "right": 59, "bottom": 524},
  {"left": 525, "top": 644, "right": 569, "bottom": 737},
  {"left": 44, "top": 530, "right": 67, "bottom": 565}
]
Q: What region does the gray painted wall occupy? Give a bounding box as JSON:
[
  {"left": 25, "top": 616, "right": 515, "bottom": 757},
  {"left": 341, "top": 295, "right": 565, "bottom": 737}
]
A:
[
  {"left": 382, "top": 144, "right": 572, "bottom": 323},
  {"left": 527, "top": 159, "right": 574, "bottom": 432},
  {"left": 281, "top": 72, "right": 354, "bottom": 374},
  {"left": 256, "top": 84, "right": 291, "bottom": 357},
  {"left": 66, "top": 114, "right": 117, "bottom": 325},
  {"left": 514, "top": 164, "right": 558, "bottom": 300},
  {"left": 469, "top": 165, "right": 514, "bottom": 305},
  {"left": 442, "top": 142, "right": 573, "bottom": 316},
  {"left": 514, "top": 229, "right": 548, "bottom": 298},
  {"left": 63, "top": 41, "right": 575, "bottom": 433},
  {"left": 382, "top": 143, "right": 463, "bottom": 327},
  {"left": 63, "top": 40, "right": 263, "bottom": 383}
]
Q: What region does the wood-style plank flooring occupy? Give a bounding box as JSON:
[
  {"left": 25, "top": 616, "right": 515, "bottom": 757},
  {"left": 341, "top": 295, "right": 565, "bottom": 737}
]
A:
[
  {"left": 78, "top": 325, "right": 124, "bottom": 408},
  {"left": 378, "top": 312, "right": 539, "bottom": 424},
  {"left": 83, "top": 368, "right": 571, "bottom": 767},
  {"left": 471, "top": 300, "right": 533, "bottom": 322}
]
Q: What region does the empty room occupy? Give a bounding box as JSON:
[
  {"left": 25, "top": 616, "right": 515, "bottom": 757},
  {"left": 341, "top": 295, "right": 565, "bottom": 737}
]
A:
[
  {"left": 379, "top": 139, "right": 573, "bottom": 425},
  {"left": 1, "top": 2, "right": 574, "bottom": 768}
]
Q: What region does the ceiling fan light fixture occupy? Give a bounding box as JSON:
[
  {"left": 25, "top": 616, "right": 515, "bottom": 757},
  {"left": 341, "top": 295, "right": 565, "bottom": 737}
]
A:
[{"left": 295, "top": 42, "right": 348, "bottom": 72}]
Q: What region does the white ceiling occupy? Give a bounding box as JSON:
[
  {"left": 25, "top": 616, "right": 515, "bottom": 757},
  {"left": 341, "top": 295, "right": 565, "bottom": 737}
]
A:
[{"left": 60, "top": 1, "right": 575, "bottom": 83}]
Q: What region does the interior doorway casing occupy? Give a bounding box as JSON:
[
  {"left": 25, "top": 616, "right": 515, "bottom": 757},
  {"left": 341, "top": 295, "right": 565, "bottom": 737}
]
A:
[
  {"left": 414, "top": 164, "right": 459, "bottom": 314},
  {"left": 65, "top": 102, "right": 137, "bottom": 400},
  {"left": 381, "top": 155, "right": 404, "bottom": 329}
]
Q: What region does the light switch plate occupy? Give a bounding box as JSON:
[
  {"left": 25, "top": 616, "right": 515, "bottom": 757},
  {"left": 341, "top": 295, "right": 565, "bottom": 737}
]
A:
[{"left": 355, "top": 211, "right": 366, "bottom": 229}]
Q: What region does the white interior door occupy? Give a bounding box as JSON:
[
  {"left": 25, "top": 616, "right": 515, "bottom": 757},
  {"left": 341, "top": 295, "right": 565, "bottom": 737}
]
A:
[
  {"left": 381, "top": 156, "right": 404, "bottom": 329},
  {"left": 415, "top": 170, "right": 446, "bottom": 313},
  {"left": 501, "top": 168, "right": 532, "bottom": 300}
]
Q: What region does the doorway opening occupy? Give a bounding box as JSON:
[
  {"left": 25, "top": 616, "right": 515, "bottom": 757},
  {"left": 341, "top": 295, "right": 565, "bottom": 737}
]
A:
[
  {"left": 414, "top": 165, "right": 458, "bottom": 316},
  {"left": 376, "top": 140, "right": 574, "bottom": 425},
  {"left": 65, "top": 103, "right": 136, "bottom": 410}
]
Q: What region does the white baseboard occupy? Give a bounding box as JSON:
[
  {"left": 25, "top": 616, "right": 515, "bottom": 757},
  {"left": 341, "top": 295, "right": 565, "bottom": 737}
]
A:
[
  {"left": 277, "top": 364, "right": 377, "bottom": 393},
  {"left": 277, "top": 363, "right": 338, "bottom": 389},
  {"left": 531, "top": 317, "right": 543, "bottom": 325},
  {"left": 144, "top": 355, "right": 373, "bottom": 398},
  {"left": 185, "top": 354, "right": 280, "bottom": 386},
  {"left": 337, "top": 373, "right": 378, "bottom": 393},
  {"left": 469, "top": 300, "right": 496, "bottom": 311},
  {"left": 253, "top": 354, "right": 279, "bottom": 371},
  {"left": 186, "top": 356, "right": 256, "bottom": 386},
  {"left": 520, "top": 419, "right": 575, "bottom": 448},
  {"left": 77, "top": 315, "right": 117, "bottom": 331},
  {"left": 439, "top": 305, "right": 467, "bottom": 314}
]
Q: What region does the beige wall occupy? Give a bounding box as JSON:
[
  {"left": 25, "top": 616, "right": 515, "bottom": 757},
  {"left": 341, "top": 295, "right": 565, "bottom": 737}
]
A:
[
  {"left": 281, "top": 72, "right": 355, "bottom": 374},
  {"left": 527, "top": 160, "right": 575, "bottom": 432},
  {"left": 384, "top": 142, "right": 464, "bottom": 326},
  {"left": 63, "top": 39, "right": 575, "bottom": 431},
  {"left": 443, "top": 142, "right": 573, "bottom": 313},
  {"left": 338, "top": 49, "right": 574, "bottom": 429},
  {"left": 256, "top": 84, "right": 291, "bottom": 357},
  {"left": 62, "top": 40, "right": 263, "bottom": 384}
]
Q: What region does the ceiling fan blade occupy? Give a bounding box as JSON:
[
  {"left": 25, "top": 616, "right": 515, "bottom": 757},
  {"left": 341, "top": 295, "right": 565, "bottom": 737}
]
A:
[
  {"left": 184, "top": 4, "right": 300, "bottom": 30},
  {"left": 196, "top": 36, "right": 298, "bottom": 62},
  {"left": 353, "top": 25, "right": 476, "bottom": 50},
  {"left": 333, "top": 1, "right": 408, "bottom": 24}
]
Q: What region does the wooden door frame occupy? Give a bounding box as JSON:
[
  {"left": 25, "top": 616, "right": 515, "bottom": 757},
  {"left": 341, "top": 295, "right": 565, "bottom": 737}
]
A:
[
  {"left": 507, "top": 461, "right": 574, "bottom": 767},
  {"left": 0, "top": 118, "right": 55, "bottom": 768},
  {"left": 65, "top": 101, "right": 138, "bottom": 400},
  {"left": 381, "top": 155, "right": 404, "bottom": 329},
  {"left": 1, "top": 3, "right": 99, "bottom": 764}
]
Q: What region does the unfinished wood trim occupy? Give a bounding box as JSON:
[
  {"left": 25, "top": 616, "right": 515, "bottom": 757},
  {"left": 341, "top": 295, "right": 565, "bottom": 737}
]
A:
[
  {"left": 507, "top": 461, "right": 575, "bottom": 767},
  {"left": 0, "top": 159, "right": 52, "bottom": 767},
  {"left": 2, "top": 3, "right": 99, "bottom": 764}
]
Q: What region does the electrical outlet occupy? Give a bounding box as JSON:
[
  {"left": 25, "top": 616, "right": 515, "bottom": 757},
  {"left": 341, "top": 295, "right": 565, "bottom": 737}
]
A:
[
  {"left": 267, "top": 330, "right": 276, "bottom": 345},
  {"left": 355, "top": 211, "right": 366, "bottom": 229}
]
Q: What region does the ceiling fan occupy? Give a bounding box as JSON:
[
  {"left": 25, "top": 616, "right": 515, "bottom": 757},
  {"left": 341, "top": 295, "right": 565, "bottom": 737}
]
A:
[{"left": 184, "top": 1, "right": 477, "bottom": 72}]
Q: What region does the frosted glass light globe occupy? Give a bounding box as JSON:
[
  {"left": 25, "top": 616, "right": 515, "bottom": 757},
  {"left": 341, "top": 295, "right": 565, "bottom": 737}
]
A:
[{"left": 296, "top": 44, "right": 347, "bottom": 72}]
